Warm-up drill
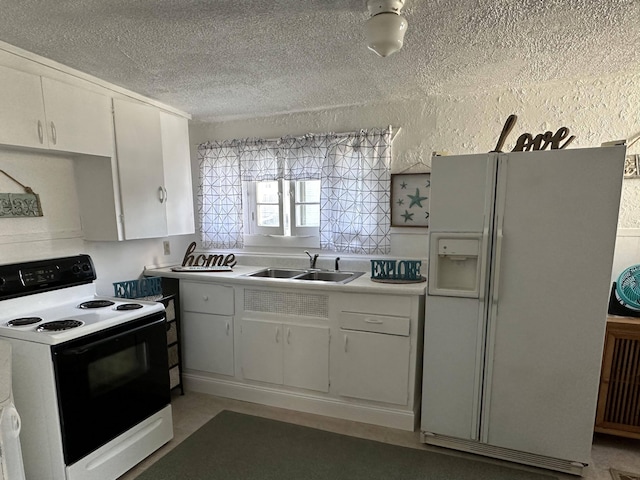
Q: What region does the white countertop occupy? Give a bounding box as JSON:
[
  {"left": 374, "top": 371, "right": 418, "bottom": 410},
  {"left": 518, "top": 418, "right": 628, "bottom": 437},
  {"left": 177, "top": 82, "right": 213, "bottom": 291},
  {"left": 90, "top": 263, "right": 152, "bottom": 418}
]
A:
[{"left": 144, "top": 265, "right": 427, "bottom": 296}]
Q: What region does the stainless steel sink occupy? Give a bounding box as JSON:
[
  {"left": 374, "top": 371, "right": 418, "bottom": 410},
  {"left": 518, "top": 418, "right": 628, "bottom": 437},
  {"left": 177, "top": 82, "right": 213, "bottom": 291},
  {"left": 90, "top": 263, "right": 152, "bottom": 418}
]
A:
[
  {"left": 247, "top": 268, "right": 305, "bottom": 278},
  {"left": 246, "top": 268, "right": 364, "bottom": 284},
  {"left": 295, "top": 271, "right": 360, "bottom": 282}
]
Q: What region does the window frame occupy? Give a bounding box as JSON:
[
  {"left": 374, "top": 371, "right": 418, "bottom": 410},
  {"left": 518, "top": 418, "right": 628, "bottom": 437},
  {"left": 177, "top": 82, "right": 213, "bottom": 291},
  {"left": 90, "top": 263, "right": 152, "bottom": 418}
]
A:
[{"left": 244, "top": 179, "right": 320, "bottom": 247}]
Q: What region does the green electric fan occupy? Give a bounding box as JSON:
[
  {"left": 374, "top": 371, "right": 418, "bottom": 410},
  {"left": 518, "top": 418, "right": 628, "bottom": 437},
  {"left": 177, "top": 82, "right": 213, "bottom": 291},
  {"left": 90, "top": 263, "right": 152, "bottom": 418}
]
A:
[{"left": 612, "top": 265, "right": 640, "bottom": 315}]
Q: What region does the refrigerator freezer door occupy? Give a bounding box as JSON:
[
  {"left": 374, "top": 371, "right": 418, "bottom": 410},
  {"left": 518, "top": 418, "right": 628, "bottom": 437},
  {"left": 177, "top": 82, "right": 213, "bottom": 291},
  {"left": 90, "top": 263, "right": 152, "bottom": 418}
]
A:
[
  {"left": 422, "top": 154, "right": 497, "bottom": 440},
  {"left": 481, "top": 147, "right": 625, "bottom": 462}
]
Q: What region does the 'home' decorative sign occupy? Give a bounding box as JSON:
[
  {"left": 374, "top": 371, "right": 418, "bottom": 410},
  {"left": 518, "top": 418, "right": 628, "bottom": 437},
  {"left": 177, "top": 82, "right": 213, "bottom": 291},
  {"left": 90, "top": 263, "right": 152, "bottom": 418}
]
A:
[{"left": 182, "top": 242, "right": 237, "bottom": 268}]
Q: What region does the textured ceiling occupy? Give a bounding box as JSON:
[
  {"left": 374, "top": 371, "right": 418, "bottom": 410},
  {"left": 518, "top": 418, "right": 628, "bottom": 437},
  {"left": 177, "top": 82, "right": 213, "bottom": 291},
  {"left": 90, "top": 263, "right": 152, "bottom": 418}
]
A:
[{"left": 1, "top": 0, "right": 639, "bottom": 122}]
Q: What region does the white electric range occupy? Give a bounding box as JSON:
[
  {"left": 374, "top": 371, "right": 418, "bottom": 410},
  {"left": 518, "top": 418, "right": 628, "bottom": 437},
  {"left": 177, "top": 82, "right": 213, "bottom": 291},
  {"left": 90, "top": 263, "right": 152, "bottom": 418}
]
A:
[{"left": 0, "top": 254, "right": 173, "bottom": 480}]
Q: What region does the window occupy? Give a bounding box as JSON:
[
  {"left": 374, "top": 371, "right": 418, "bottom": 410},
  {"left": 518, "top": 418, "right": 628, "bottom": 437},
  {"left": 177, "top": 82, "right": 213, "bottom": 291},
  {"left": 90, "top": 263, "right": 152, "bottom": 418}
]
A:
[
  {"left": 245, "top": 179, "right": 320, "bottom": 239},
  {"left": 198, "top": 128, "right": 392, "bottom": 254}
]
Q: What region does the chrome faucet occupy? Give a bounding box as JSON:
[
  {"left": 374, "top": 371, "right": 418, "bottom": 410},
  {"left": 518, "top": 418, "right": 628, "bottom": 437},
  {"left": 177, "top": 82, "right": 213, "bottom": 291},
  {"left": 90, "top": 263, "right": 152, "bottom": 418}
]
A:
[
  {"left": 304, "top": 250, "right": 319, "bottom": 269},
  {"left": 335, "top": 257, "right": 340, "bottom": 271}
]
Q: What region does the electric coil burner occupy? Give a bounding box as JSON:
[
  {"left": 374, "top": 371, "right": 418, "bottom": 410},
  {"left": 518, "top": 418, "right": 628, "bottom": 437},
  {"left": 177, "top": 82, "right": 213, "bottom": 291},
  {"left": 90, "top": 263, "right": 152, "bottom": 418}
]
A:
[
  {"left": 116, "top": 303, "right": 144, "bottom": 311},
  {"left": 6, "top": 317, "right": 42, "bottom": 327},
  {"left": 36, "top": 320, "right": 83, "bottom": 332},
  {"left": 0, "top": 254, "right": 173, "bottom": 480},
  {"left": 78, "top": 300, "right": 115, "bottom": 309}
]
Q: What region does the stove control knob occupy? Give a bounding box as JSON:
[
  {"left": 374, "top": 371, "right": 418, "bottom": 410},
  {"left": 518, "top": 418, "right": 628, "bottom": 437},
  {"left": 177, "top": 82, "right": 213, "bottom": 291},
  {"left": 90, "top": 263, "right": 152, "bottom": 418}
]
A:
[
  {"left": 72, "top": 265, "right": 81, "bottom": 274},
  {"left": 82, "top": 264, "right": 91, "bottom": 272},
  {"left": 0, "top": 277, "right": 5, "bottom": 287}
]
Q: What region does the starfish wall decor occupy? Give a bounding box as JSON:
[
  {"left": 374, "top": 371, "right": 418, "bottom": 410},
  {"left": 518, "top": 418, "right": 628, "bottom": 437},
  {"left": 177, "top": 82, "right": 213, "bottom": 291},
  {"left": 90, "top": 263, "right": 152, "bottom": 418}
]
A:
[{"left": 390, "top": 173, "right": 430, "bottom": 227}]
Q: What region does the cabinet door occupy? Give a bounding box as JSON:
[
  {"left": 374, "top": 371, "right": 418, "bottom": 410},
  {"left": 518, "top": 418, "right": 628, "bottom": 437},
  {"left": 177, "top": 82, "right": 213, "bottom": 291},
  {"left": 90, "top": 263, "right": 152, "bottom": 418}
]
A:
[
  {"left": 113, "top": 98, "right": 167, "bottom": 239},
  {"left": 284, "top": 324, "right": 329, "bottom": 392},
  {"left": 335, "top": 330, "right": 410, "bottom": 405},
  {"left": 240, "top": 319, "right": 283, "bottom": 385},
  {"left": 160, "top": 111, "right": 195, "bottom": 236},
  {"left": 41, "top": 78, "right": 114, "bottom": 157},
  {"left": 0, "top": 65, "right": 47, "bottom": 149},
  {"left": 182, "top": 312, "right": 234, "bottom": 376}
]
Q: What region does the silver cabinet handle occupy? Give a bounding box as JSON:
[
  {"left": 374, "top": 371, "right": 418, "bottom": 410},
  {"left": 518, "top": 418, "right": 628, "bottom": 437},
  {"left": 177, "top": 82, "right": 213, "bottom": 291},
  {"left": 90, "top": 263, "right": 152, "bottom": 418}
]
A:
[
  {"left": 275, "top": 326, "right": 280, "bottom": 343},
  {"left": 50, "top": 121, "right": 57, "bottom": 145},
  {"left": 162, "top": 186, "right": 168, "bottom": 203},
  {"left": 344, "top": 334, "right": 348, "bottom": 352},
  {"left": 364, "top": 318, "right": 383, "bottom": 324},
  {"left": 37, "top": 120, "right": 44, "bottom": 144},
  {"left": 226, "top": 321, "right": 230, "bottom": 335},
  {"left": 287, "top": 327, "right": 291, "bottom": 344},
  {"left": 158, "top": 186, "right": 166, "bottom": 203}
]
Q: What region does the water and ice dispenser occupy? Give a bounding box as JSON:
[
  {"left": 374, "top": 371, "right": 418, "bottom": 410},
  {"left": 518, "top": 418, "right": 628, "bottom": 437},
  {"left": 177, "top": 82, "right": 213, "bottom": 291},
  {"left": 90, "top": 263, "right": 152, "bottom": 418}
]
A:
[{"left": 428, "top": 233, "right": 483, "bottom": 298}]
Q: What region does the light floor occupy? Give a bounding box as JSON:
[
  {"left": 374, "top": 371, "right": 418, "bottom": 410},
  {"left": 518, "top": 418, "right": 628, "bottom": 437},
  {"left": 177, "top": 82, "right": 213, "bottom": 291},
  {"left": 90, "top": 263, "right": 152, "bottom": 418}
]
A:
[{"left": 119, "top": 390, "right": 640, "bottom": 480}]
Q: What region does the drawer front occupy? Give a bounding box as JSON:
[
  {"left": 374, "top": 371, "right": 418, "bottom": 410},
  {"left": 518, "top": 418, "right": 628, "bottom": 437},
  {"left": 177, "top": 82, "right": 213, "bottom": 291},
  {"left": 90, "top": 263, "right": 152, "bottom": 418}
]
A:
[
  {"left": 336, "top": 293, "right": 412, "bottom": 317},
  {"left": 339, "top": 311, "right": 410, "bottom": 336},
  {"left": 181, "top": 281, "right": 234, "bottom": 315}
]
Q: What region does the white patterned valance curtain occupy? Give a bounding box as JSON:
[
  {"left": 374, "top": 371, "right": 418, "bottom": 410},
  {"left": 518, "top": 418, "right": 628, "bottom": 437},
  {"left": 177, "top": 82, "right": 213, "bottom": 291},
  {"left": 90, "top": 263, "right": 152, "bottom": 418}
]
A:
[{"left": 197, "top": 128, "right": 392, "bottom": 254}]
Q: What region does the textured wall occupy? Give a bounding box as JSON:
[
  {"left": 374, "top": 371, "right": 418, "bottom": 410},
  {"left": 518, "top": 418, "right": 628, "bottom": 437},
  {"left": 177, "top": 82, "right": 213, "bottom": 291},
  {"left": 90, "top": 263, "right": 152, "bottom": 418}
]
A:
[{"left": 190, "top": 70, "right": 640, "bottom": 261}]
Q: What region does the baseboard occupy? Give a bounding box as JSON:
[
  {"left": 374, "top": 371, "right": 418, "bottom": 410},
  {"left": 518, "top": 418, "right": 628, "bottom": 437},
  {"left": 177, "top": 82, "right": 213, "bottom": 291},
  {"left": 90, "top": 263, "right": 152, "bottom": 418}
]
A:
[
  {"left": 421, "top": 431, "right": 585, "bottom": 476},
  {"left": 183, "top": 373, "right": 417, "bottom": 431}
]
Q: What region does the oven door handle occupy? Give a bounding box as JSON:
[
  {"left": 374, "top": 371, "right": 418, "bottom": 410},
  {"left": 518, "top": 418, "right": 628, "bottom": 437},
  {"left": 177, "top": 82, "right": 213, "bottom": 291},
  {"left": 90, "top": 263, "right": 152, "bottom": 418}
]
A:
[{"left": 58, "top": 317, "right": 165, "bottom": 356}]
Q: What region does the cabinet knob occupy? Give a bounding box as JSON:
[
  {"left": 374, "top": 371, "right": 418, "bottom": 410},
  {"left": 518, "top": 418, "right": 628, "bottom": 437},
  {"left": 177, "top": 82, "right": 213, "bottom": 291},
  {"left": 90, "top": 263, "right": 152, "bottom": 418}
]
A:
[{"left": 202, "top": 295, "right": 209, "bottom": 301}]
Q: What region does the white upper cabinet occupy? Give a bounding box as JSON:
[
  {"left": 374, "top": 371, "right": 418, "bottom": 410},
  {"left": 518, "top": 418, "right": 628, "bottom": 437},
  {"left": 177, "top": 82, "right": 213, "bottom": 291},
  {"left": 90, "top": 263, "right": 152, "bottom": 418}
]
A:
[
  {"left": 41, "top": 77, "right": 113, "bottom": 157},
  {"left": 0, "top": 65, "right": 113, "bottom": 156},
  {"left": 0, "top": 65, "right": 48, "bottom": 149},
  {"left": 160, "top": 111, "right": 195, "bottom": 236},
  {"left": 113, "top": 97, "right": 168, "bottom": 239},
  {"left": 112, "top": 98, "right": 195, "bottom": 240}
]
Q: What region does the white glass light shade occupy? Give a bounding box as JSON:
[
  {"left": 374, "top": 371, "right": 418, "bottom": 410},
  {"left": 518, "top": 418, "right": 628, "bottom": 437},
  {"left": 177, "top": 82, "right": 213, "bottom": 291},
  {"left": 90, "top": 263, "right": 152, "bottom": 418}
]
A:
[{"left": 365, "top": 12, "right": 408, "bottom": 57}]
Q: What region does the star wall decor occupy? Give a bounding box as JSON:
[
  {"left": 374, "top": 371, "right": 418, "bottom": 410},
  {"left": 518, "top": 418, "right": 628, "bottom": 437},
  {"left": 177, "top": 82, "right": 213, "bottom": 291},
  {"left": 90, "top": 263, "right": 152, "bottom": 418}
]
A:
[{"left": 390, "top": 173, "right": 430, "bottom": 227}]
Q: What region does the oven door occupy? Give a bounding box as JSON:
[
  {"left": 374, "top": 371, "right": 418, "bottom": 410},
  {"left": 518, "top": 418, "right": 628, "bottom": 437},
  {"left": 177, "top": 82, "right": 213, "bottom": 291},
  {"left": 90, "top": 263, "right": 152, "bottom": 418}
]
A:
[{"left": 52, "top": 312, "right": 169, "bottom": 465}]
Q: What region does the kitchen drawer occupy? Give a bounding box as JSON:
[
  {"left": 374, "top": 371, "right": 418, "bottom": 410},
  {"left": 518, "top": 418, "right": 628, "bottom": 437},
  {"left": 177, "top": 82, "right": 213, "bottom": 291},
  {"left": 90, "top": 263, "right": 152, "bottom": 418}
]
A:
[
  {"left": 166, "top": 321, "right": 178, "bottom": 345},
  {"left": 336, "top": 293, "right": 411, "bottom": 317},
  {"left": 339, "top": 312, "right": 410, "bottom": 336},
  {"left": 181, "top": 281, "right": 234, "bottom": 315}
]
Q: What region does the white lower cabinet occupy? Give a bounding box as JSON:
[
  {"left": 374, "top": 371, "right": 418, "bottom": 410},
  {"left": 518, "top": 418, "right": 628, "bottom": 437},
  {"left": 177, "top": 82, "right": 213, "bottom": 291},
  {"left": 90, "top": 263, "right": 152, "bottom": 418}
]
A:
[
  {"left": 240, "top": 319, "right": 330, "bottom": 393},
  {"left": 180, "top": 282, "right": 235, "bottom": 376},
  {"left": 335, "top": 329, "right": 410, "bottom": 405},
  {"left": 182, "top": 312, "right": 234, "bottom": 376}
]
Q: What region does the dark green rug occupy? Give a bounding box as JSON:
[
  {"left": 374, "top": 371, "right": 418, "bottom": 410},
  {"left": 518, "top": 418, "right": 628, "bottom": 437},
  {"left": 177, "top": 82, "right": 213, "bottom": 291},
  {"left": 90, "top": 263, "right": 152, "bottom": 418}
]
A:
[{"left": 135, "top": 410, "right": 557, "bottom": 480}]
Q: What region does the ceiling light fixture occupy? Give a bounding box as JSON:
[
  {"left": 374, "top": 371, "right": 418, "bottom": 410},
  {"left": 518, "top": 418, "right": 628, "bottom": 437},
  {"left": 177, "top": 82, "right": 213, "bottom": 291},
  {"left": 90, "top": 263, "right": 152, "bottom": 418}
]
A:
[{"left": 365, "top": 0, "right": 408, "bottom": 57}]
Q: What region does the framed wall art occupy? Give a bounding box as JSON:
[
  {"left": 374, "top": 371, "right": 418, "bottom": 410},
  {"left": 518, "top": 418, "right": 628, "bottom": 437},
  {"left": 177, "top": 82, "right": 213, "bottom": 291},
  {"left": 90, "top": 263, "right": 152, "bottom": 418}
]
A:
[{"left": 390, "top": 173, "right": 430, "bottom": 227}]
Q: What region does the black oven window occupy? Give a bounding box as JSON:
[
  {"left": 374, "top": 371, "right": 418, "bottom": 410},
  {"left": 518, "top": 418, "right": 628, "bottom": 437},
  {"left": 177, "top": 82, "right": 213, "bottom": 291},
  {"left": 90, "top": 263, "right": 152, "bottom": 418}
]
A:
[{"left": 88, "top": 343, "right": 149, "bottom": 396}]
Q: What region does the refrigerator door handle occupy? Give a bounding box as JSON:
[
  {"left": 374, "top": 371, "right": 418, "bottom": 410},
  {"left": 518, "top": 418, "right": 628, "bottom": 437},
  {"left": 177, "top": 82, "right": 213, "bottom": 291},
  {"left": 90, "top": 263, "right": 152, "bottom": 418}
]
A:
[{"left": 492, "top": 230, "right": 504, "bottom": 304}]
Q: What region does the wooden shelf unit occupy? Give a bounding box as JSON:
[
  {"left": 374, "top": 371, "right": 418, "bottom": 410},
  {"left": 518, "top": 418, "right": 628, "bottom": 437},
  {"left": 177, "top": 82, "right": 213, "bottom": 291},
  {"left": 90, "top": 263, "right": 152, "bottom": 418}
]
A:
[{"left": 595, "top": 316, "right": 640, "bottom": 439}]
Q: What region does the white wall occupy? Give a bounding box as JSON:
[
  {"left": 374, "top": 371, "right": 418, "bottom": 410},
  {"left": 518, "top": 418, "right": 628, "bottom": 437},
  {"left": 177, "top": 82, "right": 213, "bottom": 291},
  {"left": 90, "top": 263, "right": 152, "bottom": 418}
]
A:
[
  {"left": 190, "top": 70, "right": 640, "bottom": 276},
  {"left": 0, "top": 147, "right": 195, "bottom": 295}
]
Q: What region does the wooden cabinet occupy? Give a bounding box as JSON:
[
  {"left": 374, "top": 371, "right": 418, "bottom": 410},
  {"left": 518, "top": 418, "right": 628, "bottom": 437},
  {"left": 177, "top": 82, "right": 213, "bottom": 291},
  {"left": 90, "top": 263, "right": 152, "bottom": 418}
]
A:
[
  {"left": 112, "top": 98, "right": 195, "bottom": 240},
  {"left": 158, "top": 294, "right": 184, "bottom": 394},
  {"left": 334, "top": 312, "right": 411, "bottom": 405},
  {"left": 180, "top": 282, "right": 235, "bottom": 377},
  {"left": 240, "top": 319, "right": 329, "bottom": 392},
  {"left": 595, "top": 316, "right": 640, "bottom": 439},
  {"left": 0, "top": 65, "right": 113, "bottom": 156}
]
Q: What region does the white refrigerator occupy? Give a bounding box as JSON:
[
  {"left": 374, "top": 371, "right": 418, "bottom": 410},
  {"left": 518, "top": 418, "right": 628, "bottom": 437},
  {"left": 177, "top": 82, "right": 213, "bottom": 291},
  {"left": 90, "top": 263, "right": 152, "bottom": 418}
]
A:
[{"left": 420, "top": 145, "right": 626, "bottom": 475}]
